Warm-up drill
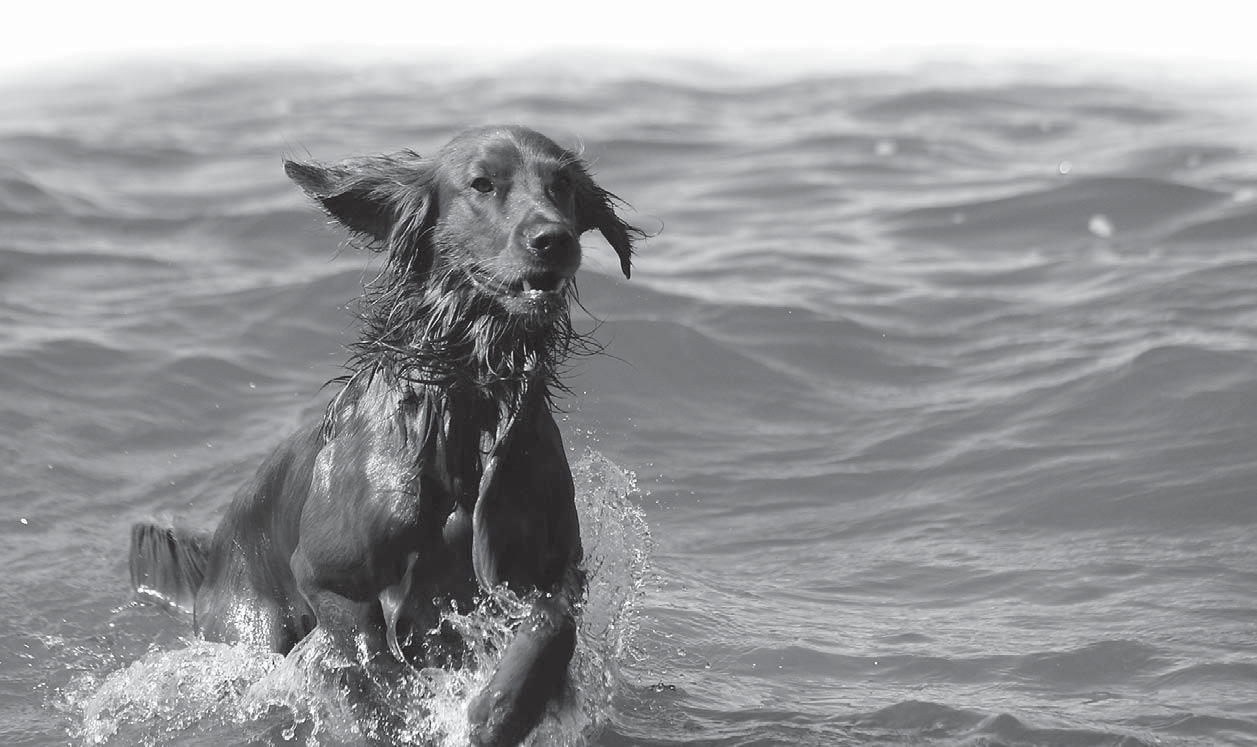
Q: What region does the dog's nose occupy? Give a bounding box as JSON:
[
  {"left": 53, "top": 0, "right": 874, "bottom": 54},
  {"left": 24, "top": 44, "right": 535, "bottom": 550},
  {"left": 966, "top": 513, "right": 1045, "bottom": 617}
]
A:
[{"left": 527, "top": 224, "right": 576, "bottom": 260}]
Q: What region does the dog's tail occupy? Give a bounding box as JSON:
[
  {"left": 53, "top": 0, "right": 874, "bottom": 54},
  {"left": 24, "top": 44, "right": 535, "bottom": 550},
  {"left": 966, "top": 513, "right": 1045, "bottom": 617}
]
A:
[{"left": 129, "top": 520, "right": 212, "bottom": 614}]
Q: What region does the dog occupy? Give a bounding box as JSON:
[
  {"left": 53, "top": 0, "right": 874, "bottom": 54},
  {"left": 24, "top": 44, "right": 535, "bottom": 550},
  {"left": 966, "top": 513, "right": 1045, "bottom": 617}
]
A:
[{"left": 129, "top": 125, "right": 641, "bottom": 746}]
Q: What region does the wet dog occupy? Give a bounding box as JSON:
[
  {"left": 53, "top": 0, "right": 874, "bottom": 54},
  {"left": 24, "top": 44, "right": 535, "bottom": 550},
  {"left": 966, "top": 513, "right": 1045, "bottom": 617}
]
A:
[{"left": 129, "top": 125, "right": 641, "bottom": 746}]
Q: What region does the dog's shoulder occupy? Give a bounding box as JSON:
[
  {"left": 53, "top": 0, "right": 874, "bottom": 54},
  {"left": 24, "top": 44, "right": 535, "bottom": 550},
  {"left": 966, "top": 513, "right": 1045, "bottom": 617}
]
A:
[{"left": 298, "top": 372, "right": 451, "bottom": 574}]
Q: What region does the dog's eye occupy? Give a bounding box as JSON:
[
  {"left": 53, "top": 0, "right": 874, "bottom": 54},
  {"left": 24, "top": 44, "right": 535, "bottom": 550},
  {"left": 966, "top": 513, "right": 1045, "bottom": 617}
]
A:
[
  {"left": 547, "top": 175, "right": 572, "bottom": 202},
  {"left": 471, "top": 176, "right": 495, "bottom": 194}
]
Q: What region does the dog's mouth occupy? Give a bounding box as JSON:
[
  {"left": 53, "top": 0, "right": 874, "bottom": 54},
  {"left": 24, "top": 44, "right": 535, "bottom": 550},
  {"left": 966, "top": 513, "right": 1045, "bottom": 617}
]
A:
[
  {"left": 512, "top": 272, "right": 569, "bottom": 297},
  {"left": 467, "top": 268, "right": 573, "bottom": 317}
]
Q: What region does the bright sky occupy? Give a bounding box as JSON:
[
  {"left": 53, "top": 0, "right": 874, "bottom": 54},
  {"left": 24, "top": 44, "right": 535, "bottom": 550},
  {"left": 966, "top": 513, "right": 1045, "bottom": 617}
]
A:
[{"left": 3, "top": 1, "right": 1254, "bottom": 78}]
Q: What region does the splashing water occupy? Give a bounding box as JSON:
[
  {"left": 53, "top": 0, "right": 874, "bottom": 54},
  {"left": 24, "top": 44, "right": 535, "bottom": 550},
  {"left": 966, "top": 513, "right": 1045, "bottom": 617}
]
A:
[{"left": 66, "top": 451, "right": 651, "bottom": 746}]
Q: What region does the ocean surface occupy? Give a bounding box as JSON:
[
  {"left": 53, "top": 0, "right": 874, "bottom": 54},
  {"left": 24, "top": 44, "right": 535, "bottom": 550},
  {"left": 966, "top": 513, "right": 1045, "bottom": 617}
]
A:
[{"left": 1, "top": 55, "right": 1255, "bottom": 746}]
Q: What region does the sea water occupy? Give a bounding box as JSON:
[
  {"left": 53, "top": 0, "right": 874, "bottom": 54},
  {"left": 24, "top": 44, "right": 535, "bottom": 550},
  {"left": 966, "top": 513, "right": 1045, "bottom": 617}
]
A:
[{"left": 1, "top": 56, "right": 1255, "bottom": 746}]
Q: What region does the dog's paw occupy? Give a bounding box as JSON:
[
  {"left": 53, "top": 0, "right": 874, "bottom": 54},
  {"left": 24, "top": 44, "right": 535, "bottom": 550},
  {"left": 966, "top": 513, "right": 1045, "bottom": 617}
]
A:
[{"left": 467, "top": 685, "right": 522, "bottom": 747}]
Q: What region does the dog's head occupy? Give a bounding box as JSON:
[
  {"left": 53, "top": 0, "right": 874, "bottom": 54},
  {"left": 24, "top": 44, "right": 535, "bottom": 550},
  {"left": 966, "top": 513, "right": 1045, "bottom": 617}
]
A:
[{"left": 285, "top": 126, "right": 639, "bottom": 323}]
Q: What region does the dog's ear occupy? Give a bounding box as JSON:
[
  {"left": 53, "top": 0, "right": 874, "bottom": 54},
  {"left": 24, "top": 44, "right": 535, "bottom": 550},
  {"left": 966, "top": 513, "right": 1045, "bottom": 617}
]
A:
[
  {"left": 284, "top": 152, "right": 435, "bottom": 248},
  {"left": 570, "top": 164, "right": 642, "bottom": 280}
]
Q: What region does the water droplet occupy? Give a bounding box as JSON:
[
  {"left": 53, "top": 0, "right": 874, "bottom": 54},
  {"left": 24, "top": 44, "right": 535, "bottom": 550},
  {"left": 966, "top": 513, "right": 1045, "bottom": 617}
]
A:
[{"left": 1088, "top": 214, "right": 1114, "bottom": 238}]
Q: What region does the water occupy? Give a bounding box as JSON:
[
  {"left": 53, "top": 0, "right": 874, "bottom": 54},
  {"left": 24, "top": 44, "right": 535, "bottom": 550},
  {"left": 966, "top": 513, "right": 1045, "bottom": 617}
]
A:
[{"left": 1, "top": 56, "right": 1255, "bottom": 746}]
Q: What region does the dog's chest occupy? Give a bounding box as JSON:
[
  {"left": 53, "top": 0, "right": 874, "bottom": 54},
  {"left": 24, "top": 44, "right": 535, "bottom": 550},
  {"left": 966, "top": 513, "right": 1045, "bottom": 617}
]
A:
[{"left": 421, "top": 397, "right": 495, "bottom": 518}]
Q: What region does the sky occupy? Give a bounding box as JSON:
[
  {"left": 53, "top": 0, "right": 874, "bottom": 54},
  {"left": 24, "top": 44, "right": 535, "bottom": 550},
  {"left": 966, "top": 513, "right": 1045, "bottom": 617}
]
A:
[{"left": 2, "top": 1, "right": 1254, "bottom": 79}]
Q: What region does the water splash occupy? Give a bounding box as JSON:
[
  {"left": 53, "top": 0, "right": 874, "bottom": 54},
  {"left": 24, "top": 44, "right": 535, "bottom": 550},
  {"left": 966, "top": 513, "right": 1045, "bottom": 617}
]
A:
[
  {"left": 1088, "top": 213, "right": 1115, "bottom": 238},
  {"left": 66, "top": 640, "right": 284, "bottom": 745},
  {"left": 67, "top": 450, "right": 650, "bottom": 746}
]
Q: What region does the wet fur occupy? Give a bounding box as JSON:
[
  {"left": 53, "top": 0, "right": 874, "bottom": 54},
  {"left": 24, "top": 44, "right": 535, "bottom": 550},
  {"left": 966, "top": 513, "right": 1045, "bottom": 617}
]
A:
[{"left": 129, "top": 125, "right": 641, "bottom": 746}]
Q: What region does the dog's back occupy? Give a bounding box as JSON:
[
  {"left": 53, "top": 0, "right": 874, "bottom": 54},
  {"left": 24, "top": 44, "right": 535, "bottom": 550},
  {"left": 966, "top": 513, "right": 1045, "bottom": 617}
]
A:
[{"left": 130, "top": 424, "right": 324, "bottom": 648}]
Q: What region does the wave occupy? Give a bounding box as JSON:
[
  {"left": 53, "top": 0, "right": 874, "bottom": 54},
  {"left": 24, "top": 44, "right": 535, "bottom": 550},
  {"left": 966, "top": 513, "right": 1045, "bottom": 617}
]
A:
[
  {"left": 632, "top": 699, "right": 1166, "bottom": 746},
  {"left": 1168, "top": 202, "right": 1257, "bottom": 242},
  {"left": 842, "top": 700, "right": 1163, "bottom": 746},
  {"left": 886, "top": 176, "right": 1229, "bottom": 247}
]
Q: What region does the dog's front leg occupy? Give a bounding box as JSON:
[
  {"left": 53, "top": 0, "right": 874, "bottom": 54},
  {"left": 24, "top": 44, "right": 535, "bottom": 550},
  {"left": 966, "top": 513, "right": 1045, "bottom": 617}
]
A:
[
  {"left": 467, "top": 565, "right": 584, "bottom": 747},
  {"left": 290, "top": 557, "right": 393, "bottom": 662},
  {"left": 290, "top": 548, "right": 414, "bottom": 730},
  {"left": 289, "top": 436, "right": 418, "bottom": 708}
]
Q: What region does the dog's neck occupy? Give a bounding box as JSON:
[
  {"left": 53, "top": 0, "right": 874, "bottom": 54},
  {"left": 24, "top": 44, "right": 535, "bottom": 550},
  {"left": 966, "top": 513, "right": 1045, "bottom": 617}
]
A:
[
  {"left": 361, "top": 280, "right": 568, "bottom": 389},
  {"left": 327, "top": 269, "right": 577, "bottom": 432},
  {"left": 316, "top": 276, "right": 566, "bottom": 511}
]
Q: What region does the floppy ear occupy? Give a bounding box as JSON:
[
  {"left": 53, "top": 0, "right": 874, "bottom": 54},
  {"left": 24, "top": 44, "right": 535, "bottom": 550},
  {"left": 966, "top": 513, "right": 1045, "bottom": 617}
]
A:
[
  {"left": 570, "top": 163, "right": 642, "bottom": 280},
  {"left": 284, "top": 151, "right": 436, "bottom": 249}
]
